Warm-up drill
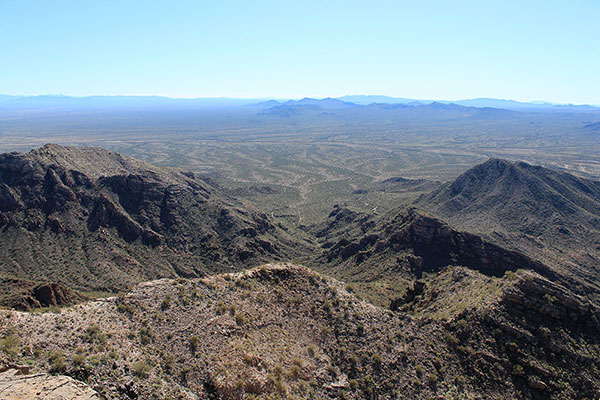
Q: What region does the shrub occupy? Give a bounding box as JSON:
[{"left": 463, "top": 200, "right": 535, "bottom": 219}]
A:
[
  {"left": 506, "top": 342, "right": 518, "bottom": 352},
  {"left": 81, "top": 325, "right": 106, "bottom": 344},
  {"left": 0, "top": 333, "right": 20, "bottom": 356},
  {"left": 356, "top": 324, "right": 365, "bottom": 336},
  {"left": 48, "top": 350, "right": 66, "bottom": 373},
  {"left": 139, "top": 327, "right": 154, "bottom": 345},
  {"left": 215, "top": 301, "right": 227, "bottom": 315},
  {"left": 372, "top": 353, "right": 382, "bottom": 367},
  {"left": 288, "top": 364, "right": 301, "bottom": 380},
  {"left": 160, "top": 295, "right": 171, "bottom": 310},
  {"left": 190, "top": 335, "right": 200, "bottom": 353},
  {"left": 117, "top": 303, "right": 136, "bottom": 315},
  {"left": 235, "top": 313, "right": 249, "bottom": 327},
  {"left": 427, "top": 373, "right": 439, "bottom": 385},
  {"left": 131, "top": 360, "right": 152, "bottom": 378},
  {"left": 72, "top": 353, "right": 87, "bottom": 366},
  {"left": 512, "top": 364, "right": 525, "bottom": 376}
]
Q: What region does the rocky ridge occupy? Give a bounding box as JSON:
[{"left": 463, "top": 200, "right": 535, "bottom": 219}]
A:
[{"left": 0, "top": 144, "right": 305, "bottom": 303}]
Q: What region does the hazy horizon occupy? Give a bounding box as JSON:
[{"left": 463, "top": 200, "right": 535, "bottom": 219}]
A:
[{"left": 1, "top": 93, "right": 598, "bottom": 107}]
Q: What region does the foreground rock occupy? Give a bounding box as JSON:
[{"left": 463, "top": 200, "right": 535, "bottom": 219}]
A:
[{"left": 0, "top": 367, "right": 99, "bottom": 399}]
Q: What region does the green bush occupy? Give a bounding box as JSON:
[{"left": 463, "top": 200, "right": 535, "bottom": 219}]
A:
[
  {"left": 189, "top": 335, "right": 200, "bottom": 353},
  {"left": 512, "top": 364, "right": 525, "bottom": 376},
  {"left": 131, "top": 360, "right": 152, "bottom": 378},
  {"left": 48, "top": 350, "right": 66, "bottom": 373},
  {"left": 0, "top": 334, "right": 20, "bottom": 356},
  {"left": 81, "top": 325, "right": 106, "bottom": 344}
]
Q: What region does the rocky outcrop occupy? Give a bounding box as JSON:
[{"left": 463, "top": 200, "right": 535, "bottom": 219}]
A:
[
  {"left": 2, "top": 279, "right": 80, "bottom": 310},
  {"left": 0, "top": 367, "right": 99, "bottom": 399},
  {"left": 322, "top": 207, "right": 555, "bottom": 279}
]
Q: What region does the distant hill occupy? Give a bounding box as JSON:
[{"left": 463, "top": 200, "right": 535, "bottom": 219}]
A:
[
  {"left": 0, "top": 144, "right": 305, "bottom": 304},
  {"left": 583, "top": 121, "right": 600, "bottom": 132},
  {"left": 260, "top": 100, "right": 518, "bottom": 121},
  {"left": 417, "top": 158, "right": 600, "bottom": 295},
  {"left": 338, "top": 95, "right": 600, "bottom": 111}
]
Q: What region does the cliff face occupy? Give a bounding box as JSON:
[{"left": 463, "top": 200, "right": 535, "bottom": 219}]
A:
[{"left": 0, "top": 145, "right": 304, "bottom": 302}]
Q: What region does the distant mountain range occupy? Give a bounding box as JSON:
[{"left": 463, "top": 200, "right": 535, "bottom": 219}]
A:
[{"left": 1, "top": 94, "right": 598, "bottom": 113}]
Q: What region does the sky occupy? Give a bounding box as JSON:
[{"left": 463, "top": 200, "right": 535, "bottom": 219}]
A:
[{"left": 1, "top": 0, "right": 599, "bottom": 104}]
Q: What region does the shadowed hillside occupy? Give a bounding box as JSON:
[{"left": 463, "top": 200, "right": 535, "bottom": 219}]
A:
[
  {"left": 0, "top": 144, "right": 306, "bottom": 306},
  {"left": 417, "top": 158, "right": 600, "bottom": 297}
]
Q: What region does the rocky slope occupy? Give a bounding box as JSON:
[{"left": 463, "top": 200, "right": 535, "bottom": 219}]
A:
[
  {"left": 0, "top": 144, "right": 305, "bottom": 306},
  {"left": 311, "top": 205, "right": 556, "bottom": 306},
  {"left": 1, "top": 264, "right": 598, "bottom": 400},
  {"left": 416, "top": 158, "right": 600, "bottom": 297}
]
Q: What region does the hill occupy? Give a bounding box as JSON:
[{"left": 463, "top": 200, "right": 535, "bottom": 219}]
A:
[
  {"left": 2, "top": 263, "right": 598, "bottom": 399},
  {"left": 0, "top": 144, "right": 305, "bottom": 305},
  {"left": 417, "top": 158, "right": 600, "bottom": 296},
  {"left": 311, "top": 205, "right": 556, "bottom": 306}
]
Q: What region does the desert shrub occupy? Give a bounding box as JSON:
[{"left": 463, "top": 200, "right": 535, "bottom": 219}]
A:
[
  {"left": 235, "top": 313, "right": 249, "bottom": 327},
  {"left": 307, "top": 343, "right": 317, "bottom": 357},
  {"left": 327, "top": 364, "right": 338, "bottom": 377},
  {"left": 267, "top": 374, "right": 287, "bottom": 395},
  {"left": 348, "top": 353, "right": 359, "bottom": 366},
  {"left": 189, "top": 335, "right": 200, "bottom": 353},
  {"left": 415, "top": 365, "right": 423, "bottom": 376},
  {"left": 288, "top": 364, "right": 301, "bottom": 380},
  {"left": 506, "top": 341, "right": 518, "bottom": 352},
  {"left": 138, "top": 327, "right": 154, "bottom": 345},
  {"left": 72, "top": 353, "right": 87, "bottom": 366},
  {"left": 427, "top": 373, "right": 439, "bottom": 385},
  {"left": 48, "top": 350, "right": 66, "bottom": 373},
  {"left": 160, "top": 295, "right": 171, "bottom": 310},
  {"left": 457, "top": 345, "right": 475, "bottom": 356},
  {"left": 512, "top": 364, "right": 525, "bottom": 376},
  {"left": 215, "top": 301, "right": 228, "bottom": 315},
  {"left": 132, "top": 360, "right": 152, "bottom": 378},
  {"left": 504, "top": 270, "right": 517, "bottom": 280},
  {"left": 236, "top": 279, "right": 255, "bottom": 290},
  {"left": 356, "top": 324, "right": 365, "bottom": 336},
  {"left": 444, "top": 332, "right": 460, "bottom": 345},
  {"left": 543, "top": 293, "right": 557, "bottom": 303},
  {"left": 0, "top": 333, "right": 20, "bottom": 356},
  {"left": 117, "top": 302, "right": 136, "bottom": 315},
  {"left": 81, "top": 324, "right": 106, "bottom": 344},
  {"left": 349, "top": 379, "right": 358, "bottom": 390}
]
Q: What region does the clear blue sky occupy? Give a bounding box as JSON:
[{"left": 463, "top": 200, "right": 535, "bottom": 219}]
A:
[{"left": 1, "top": 0, "right": 599, "bottom": 104}]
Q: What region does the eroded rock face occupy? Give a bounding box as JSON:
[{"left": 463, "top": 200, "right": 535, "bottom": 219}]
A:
[
  {"left": 2, "top": 279, "right": 80, "bottom": 310},
  {"left": 322, "top": 207, "right": 555, "bottom": 279},
  {"left": 0, "top": 367, "right": 99, "bottom": 400},
  {"left": 0, "top": 144, "right": 305, "bottom": 303}
]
